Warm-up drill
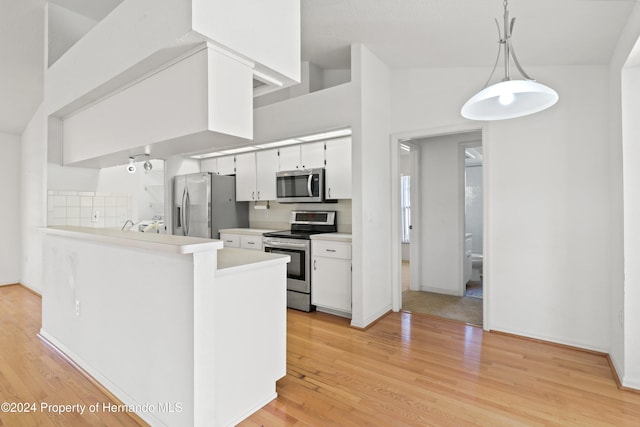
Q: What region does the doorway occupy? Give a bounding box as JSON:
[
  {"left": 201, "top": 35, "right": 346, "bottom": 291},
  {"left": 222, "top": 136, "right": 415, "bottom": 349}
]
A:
[{"left": 390, "top": 125, "right": 488, "bottom": 329}]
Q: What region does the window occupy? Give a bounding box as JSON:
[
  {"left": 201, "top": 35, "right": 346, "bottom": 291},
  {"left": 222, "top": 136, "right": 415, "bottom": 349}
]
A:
[{"left": 401, "top": 175, "right": 411, "bottom": 243}]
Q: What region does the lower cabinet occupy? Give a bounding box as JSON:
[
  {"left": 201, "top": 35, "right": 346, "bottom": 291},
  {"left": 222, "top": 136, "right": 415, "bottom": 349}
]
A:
[
  {"left": 311, "top": 240, "right": 352, "bottom": 317},
  {"left": 220, "top": 233, "right": 240, "bottom": 248},
  {"left": 240, "top": 234, "right": 263, "bottom": 251},
  {"left": 220, "top": 233, "right": 263, "bottom": 251}
]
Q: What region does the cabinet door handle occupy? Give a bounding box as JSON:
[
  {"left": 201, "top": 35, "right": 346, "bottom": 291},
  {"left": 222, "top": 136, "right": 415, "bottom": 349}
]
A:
[
  {"left": 252, "top": 191, "right": 255, "bottom": 200},
  {"left": 257, "top": 191, "right": 261, "bottom": 200},
  {"left": 328, "top": 187, "right": 331, "bottom": 198},
  {"left": 313, "top": 259, "right": 317, "bottom": 270}
]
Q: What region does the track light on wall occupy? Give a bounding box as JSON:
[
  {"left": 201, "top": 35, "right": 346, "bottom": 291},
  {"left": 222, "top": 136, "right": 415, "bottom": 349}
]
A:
[
  {"left": 461, "top": 0, "right": 558, "bottom": 121},
  {"left": 127, "top": 157, "right": 136, "bottom": 174},
  {"left": 125, "top": 154, "right": 152, "bottom": 173}
]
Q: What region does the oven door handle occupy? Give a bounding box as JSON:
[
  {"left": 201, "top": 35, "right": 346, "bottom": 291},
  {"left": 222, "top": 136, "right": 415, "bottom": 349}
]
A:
[{"left": 264, "top": 241, "right": 308, "bottom": 250}]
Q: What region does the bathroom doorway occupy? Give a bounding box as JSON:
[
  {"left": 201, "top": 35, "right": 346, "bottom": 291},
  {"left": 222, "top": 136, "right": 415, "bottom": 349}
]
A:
[{"left": 391, "top": 126, "right": 487, "bottom": 328}]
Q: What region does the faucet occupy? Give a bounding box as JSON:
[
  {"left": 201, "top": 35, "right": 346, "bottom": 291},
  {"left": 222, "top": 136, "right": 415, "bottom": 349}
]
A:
[{"left": 121, "top": 220, "right": 135, "bottom": 231}]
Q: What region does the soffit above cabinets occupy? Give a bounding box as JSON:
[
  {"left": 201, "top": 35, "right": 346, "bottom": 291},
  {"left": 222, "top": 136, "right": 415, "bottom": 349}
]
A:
[{"left": 45, "top": 0, "right": 301, "bottom": 118}]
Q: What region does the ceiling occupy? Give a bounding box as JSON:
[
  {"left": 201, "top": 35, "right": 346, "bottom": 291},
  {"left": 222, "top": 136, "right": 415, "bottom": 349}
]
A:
[{"left": 0, "top": 0, "right": 637, "bottom": 135}]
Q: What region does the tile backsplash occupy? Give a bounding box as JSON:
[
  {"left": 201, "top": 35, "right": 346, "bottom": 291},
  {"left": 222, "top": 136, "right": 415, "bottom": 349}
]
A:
[{"left": 47, "top": 190, "right": 133, "bottom": 228}]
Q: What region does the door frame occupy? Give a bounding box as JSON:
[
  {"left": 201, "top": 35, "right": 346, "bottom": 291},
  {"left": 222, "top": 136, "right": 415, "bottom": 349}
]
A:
[{"left": 389, "top": 123, "right": 491, "bottom": 330}]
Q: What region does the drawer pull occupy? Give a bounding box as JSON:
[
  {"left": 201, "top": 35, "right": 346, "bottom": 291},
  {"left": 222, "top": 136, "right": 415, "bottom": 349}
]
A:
[
  {"left": 247, "top": 241, "right": 255, "bottom": 245},
  {"left": 326, "top": 249, "right": 337, "bottom": 253}
]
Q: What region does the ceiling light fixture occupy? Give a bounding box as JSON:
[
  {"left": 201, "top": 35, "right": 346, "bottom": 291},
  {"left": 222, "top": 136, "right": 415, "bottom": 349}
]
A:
[{"left": 461, "top": 0, "right": 558, "bottom": 121}]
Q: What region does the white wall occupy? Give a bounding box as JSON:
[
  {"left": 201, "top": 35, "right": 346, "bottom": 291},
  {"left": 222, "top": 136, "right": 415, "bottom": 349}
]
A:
[
  {"left": 416, "top": 134, "right": 464, "bottom": 296},
  {"left": 391, "top": 65, "right": 613, "bottom": 351},
  {"left": 20, "top": 104, "right": 48, "bottom": 293},
  {"left": 253, "top": 82, "right": 353, "bottom": 144},
  {"left": 0, "top": 133, "right": 21, "bottom": 285},
  {"left": 608, "top": 3, "right": 640, "bottom": 390},
  {"left": 621, "top": 66, "right": 640, "bottom": 389},
  {"left": 351, "top": 44, "right": 393, "bottom": 328},
  {"left": 192, "top": 0, "right": 300, "bottom": 84},
  {"left": 45, "top": 0, "right": 193, "bottom": 115},
  {"left": 96, "top": 159, "right": 165, "bottom": 223}
]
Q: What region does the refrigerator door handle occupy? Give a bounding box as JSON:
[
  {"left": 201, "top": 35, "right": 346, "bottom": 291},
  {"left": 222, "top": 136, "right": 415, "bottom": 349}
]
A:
[
  {"left": 185, "top": 190, "right": 191, "bottom": 236},
  {"left": 181, "top": 188, "right": 188, "bottom": 236}
]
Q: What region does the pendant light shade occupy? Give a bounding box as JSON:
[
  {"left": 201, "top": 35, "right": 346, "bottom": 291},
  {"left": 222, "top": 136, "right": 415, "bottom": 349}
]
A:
[
  {"left": 461, "top": 0, "right": 558, "bottom": 121},
  {"left": 461, "top": 79, "right": 558, "bottom": 121}
]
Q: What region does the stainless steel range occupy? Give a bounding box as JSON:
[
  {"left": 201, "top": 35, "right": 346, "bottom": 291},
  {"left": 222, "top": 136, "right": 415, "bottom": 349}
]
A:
[{"left": 263, "top": 210, "right": 337, "bottom": 312}]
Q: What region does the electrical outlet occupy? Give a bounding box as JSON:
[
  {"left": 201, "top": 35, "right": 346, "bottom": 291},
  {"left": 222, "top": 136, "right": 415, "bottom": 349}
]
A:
[
  {"left": 75, "top": 300, "right": 80, "bottom": 316},
  {"left": 91, "top": 209, "right": 100, "bottom": 222}
]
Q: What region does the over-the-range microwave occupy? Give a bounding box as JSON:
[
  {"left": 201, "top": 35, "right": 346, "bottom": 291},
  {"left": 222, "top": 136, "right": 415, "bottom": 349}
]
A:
[{"left": 276, "top": 168, "right": 324, "bottom": 203}]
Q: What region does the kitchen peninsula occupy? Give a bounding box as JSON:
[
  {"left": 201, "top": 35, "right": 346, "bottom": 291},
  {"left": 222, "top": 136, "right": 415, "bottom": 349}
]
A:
[{"left": 40, "top": 226, "right": 289, "bottom": 427}]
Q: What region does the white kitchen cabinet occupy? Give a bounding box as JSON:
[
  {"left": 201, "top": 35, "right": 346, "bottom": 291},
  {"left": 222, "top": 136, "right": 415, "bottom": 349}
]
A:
[
  {"left": 235, "top": 153, "right": 257, "bottom": 201},
  {"left": 235, "top": 150, "right": 278, "bottom": 201},
  {"left": 220, "top": 233, "right": 240, "bottom": 248},
  {"left": 300, "top": 142, "right": 325, "bottom": 169},
  {"left": 220, "top": 232, "right": 264, "bottom": 251},
  {"left": 240, "top": 234, "right": 263, "bottom": 251},
  {"left": 324, "top": 137, "right": 352, "bottom": 199},
  {"left": 200, "top": 156, "right": 236, "bottom": 175},
  {"left": 217, "top": 156, "right": 236, "bottom": 175},
  {"left": 278, "top": 146, "right": 301, "bottom": 171},
  {"left": 312, "top": 239, "right": 352, "bottom": 317},
  {"left": 256, "top": 150, "right": 278, "bottom": 200},
  {"left": 278, "top": 142, "right": 325, "bottom": 170},
  {"left": 200, "top": 157, "right": 218, "bottom": 174}
]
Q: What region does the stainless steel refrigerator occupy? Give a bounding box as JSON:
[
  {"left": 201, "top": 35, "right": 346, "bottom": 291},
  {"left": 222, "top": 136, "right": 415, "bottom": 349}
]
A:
[{"left": 173, "top": 172, "right": 249, "bottom": 238}]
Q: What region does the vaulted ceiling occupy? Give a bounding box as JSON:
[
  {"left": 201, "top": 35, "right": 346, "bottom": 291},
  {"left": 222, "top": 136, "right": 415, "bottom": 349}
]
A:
[{"left": 0, "top": 0, "right": 636, "bottom": 134}]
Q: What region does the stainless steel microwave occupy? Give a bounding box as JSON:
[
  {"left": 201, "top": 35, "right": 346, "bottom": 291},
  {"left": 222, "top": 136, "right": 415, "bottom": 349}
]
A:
[{"left": 276, "top": 168, "right": 324, "bottom": 203}]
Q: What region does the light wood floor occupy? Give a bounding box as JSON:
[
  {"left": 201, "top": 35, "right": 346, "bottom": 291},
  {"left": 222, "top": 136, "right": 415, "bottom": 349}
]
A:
[
  {"left": 0, "top": 285, "right": 144, "bottom": 427},
  {"left": 3, "top": 285, "right": 640, "bottom": 426},
  {"left": 241, "top": 309, "right": 640, "bottom": 426}
]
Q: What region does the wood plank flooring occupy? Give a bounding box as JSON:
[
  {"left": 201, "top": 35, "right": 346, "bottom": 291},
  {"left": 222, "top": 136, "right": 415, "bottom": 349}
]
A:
[
  {"left": 241, "top": 309, "right": 640, "bottom": 427},
  {"left": 3, "top": 284, "right": 640, "bottom": 426},
  {"left": 0, "top": 285, "right": 144, "bottom": 427}
]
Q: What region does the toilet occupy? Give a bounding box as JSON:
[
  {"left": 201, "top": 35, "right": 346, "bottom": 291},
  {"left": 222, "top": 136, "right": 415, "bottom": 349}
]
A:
[{"left": 471, "top": 253, "right": 483, "bottom": 281}]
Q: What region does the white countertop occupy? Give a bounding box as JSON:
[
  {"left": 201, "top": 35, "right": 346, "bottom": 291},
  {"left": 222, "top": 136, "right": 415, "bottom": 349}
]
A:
[
  {"left": 218, "top": 228, "right": 278, "bottom": 236},
  {"left": 216, "top": 247, "right": 290, "bottom": 274},
  {"left": 310, "top": 233, "right": 353, "bottom": 242},
  {"left": 42, "top": 226, "right": 223, "bottom": 254}
]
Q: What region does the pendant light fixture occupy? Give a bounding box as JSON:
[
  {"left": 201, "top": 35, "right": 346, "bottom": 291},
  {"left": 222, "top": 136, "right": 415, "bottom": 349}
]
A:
[{"left": 461, "top": 0, "right": 558, "bottom": 121}]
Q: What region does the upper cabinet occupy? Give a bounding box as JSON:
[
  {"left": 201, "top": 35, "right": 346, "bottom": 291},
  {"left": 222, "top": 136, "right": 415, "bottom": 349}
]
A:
[
  {"left": 235, "top": 150, "right": 278, "bottom": 201},
  {"left": 256, "top": 150, "right": 279, "bottom": 200},
  {"left": 278, "top": 146, "right": 301, "bottom": 171},
  {"left": 278, "top": 142, "right": 324, "bottom": 170},
  {"left": 204, "top": 136, "right": 352, "bottom": 201},
  {"left": 300, "top": 142, "right": 326, "bottom": 170},
  {"left": 201, "top": 156, "right": 236, "bottom": 176},
  {"left": 217, "top": 156, "right": 236, "bottom": 175},
  {"left": 325, "top": 137, "right": 352, "bottom": 200}
]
